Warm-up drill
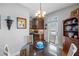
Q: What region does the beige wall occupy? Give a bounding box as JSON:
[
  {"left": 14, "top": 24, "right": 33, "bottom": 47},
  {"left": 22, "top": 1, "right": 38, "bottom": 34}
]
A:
[{"left": 0, "top": 3, "right": 30, "bottom": 55}]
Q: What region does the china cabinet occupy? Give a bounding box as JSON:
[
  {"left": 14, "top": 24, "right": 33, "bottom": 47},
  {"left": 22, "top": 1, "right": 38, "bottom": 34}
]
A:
[
  {"left": 30, "top": 17, "right": 44, "bottom": 42},
  {"left": 63, "top": 17, "right": 79, "bottom": 55}
]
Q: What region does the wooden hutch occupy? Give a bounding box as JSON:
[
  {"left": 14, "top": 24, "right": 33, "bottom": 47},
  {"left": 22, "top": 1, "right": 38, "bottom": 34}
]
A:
[
  {"left": 30, "top": 17, "right": 44, "bottom": 43},
  {"left": 63, "top": 8, "right": 79, "bottom": 55}
]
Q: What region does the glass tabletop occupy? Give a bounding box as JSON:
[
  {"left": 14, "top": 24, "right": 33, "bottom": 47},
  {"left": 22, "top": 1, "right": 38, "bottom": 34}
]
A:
[{"left": 21, "top": 42, "right": 62, "bottom": 56}]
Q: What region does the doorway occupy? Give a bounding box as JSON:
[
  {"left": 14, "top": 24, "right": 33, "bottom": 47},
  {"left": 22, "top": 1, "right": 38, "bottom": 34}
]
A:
[{"left": 45, "top": 17, "right": 58, "bottom": 45}]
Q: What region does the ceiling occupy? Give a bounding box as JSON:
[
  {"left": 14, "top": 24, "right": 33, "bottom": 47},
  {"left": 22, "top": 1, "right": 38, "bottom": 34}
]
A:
[{"left": 20, "top": 3, "right": 76, "bottom": 16}]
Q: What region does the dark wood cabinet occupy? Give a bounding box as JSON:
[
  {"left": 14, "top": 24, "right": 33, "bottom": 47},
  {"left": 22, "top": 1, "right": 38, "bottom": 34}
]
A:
[
  {"left": 31, "top": 18, "right": 44, "bottom": 29},
  {"left": 63, "top": 16, "right": 79, "bottom": 55},
  {"left": 30, "top": 20, "right": 33, "bottom": 29},
  {"left": 30, "top": 17, "right": 44, "bottom": 43},
  {"left": 63, "top": 17, "right": 78, "bottom": 39},
  {"left": 33, "top": 33, "right": 44, "bottom": 42},
  {"left": 63, "top": 36, "right": 79, "bottom": 56},
  {"left": 37, "top": 19, "right": 44, "bottom": 29},
  {"left": 63, "top": 8, "right": 79, "bottom": 55}
]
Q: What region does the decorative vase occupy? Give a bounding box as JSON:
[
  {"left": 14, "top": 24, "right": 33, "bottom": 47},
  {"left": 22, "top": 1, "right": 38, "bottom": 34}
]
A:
[{"left": 35, "top": 41, "right": 44, "bottom": 49}]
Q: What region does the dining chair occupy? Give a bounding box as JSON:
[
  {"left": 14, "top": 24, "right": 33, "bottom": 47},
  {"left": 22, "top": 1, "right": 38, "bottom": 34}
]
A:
[
  {"left": 3, "top": 44, "right": 11, "bottom": 56},
  {"left": 27, "top": 35, "right": 33, "bottom": 45},
  {"left": 67, "top": 43, "right": 77, "bottom": 56}
]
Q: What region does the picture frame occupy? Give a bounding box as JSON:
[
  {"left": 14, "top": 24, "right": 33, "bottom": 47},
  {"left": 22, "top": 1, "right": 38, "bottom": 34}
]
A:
[{"left": 17, "top": 17, "right": 27, "bottom": 29}]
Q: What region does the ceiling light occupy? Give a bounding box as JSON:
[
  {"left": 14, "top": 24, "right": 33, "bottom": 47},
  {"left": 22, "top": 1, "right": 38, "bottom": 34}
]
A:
[{"left": 35, "top": 3, "right": 46, "bottom": 18}]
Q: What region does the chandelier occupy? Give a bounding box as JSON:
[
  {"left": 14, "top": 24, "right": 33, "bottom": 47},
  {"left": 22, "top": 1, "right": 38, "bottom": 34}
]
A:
[{"left": 35, "top": 3, "right": 46, "bottom": 18}]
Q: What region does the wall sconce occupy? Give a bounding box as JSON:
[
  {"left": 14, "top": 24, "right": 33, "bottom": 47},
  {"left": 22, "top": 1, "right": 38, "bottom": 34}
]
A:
[{"left": 5, "top": 16, "right": 13, "bottom": 30}]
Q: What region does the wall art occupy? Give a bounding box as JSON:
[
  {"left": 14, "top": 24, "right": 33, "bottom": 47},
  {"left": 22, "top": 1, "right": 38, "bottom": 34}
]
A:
[{"left": 17, "top": 17, "right": 27, "bottom": 29}]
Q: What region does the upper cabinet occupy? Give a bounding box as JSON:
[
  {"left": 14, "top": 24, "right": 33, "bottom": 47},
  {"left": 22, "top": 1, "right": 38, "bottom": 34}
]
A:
[
  {"left": 30, "top": 20, "right": 33, "bottom": 29},
  {"left": 30, "top": 18, "right": 44, "bottom": 29},
  {"left": 63, "top": 17, "right": 78, "bottom": 39}
]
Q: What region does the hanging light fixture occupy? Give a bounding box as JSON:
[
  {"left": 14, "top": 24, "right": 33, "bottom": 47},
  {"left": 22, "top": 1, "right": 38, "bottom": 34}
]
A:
[{"left": 35, "top": 3, "right": 46, "bottom": 18}]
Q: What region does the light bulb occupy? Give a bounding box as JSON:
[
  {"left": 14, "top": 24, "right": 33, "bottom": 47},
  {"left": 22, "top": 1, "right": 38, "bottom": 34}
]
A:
[
  {"left": 35, "top": 10, "right": 46, "bottom": 17},
  {"left": 37, "top": 10, "right": 41, "bottom": 14},
  {"left": 38, "top": 14, "right": 41, "bottom": 18},
  {"left": 35, "top": 13, "right": 38, "bottom": 16},
  {"left": 43, "top": 11, "right": 46, "bottom": 15}
]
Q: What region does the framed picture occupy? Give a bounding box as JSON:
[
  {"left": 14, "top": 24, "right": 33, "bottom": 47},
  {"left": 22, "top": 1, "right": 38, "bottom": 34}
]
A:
[{"left": 17, "top": 17, "right": 27, "bottom": 29}]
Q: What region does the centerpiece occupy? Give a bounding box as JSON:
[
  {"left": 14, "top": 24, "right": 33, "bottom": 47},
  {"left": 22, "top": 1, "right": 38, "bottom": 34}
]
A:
[{"left": 35, "top": 41, "right": 44, "bottom": 49}]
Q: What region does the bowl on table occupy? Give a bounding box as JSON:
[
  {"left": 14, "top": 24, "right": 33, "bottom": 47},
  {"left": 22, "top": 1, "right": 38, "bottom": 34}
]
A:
[{"left": 35, "top": 41, "right": 44, "bottom": 50}]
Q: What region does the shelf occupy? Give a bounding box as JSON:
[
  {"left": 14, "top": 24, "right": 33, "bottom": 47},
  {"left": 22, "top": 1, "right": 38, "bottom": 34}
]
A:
[
  {"left": 64, "top": 17, "right": 78, "bottom": 21},
  {"left": 64, "top": 30, "right": 78, "bottom": 33},
  {"left": 64, "top": 22, "right": 78, "bottom": 26},
  {"left": 68, "top": 37, "right": 78, "bottom": 41},
  {"left": 63, "top": 36, "right": 78, "bottom": 40}
]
